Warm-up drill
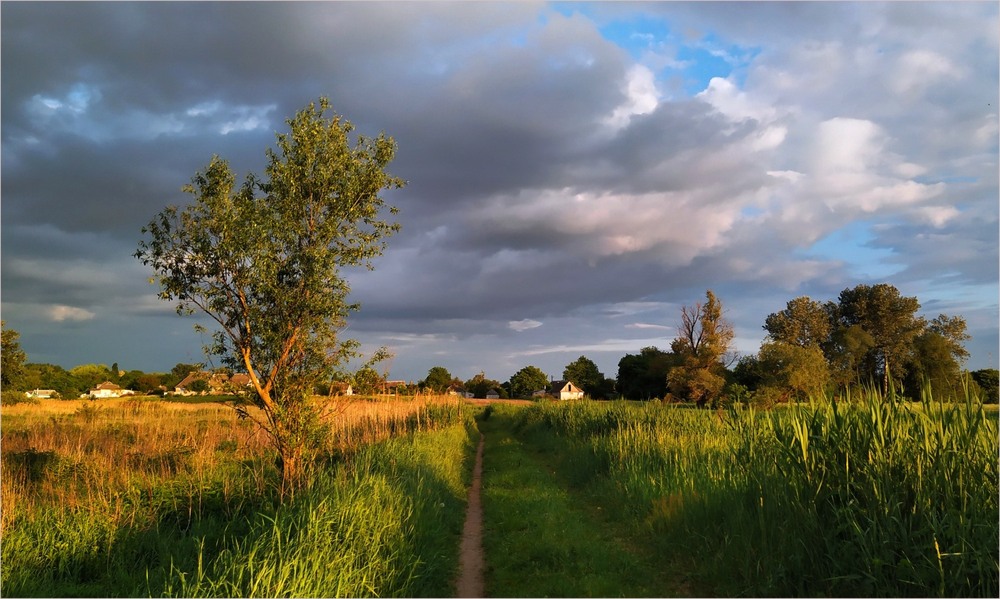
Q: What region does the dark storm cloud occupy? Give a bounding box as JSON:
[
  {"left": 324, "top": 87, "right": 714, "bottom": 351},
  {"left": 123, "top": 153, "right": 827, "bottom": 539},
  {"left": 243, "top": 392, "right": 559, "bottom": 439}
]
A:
[{"left": 2, "top": 2, "right": 996, "bottom": 378}]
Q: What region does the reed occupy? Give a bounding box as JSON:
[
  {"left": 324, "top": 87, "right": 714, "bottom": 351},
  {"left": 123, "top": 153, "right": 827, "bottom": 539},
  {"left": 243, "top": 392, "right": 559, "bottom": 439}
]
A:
[{"left": 507, "top": 389, "right": 998, "bottom": 596}]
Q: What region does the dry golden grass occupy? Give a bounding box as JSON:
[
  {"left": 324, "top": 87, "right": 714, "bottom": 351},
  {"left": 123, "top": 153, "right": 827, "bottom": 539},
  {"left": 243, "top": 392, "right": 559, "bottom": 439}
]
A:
[{"left": 0, "top": 394, "right": 465, "bottom": 536}]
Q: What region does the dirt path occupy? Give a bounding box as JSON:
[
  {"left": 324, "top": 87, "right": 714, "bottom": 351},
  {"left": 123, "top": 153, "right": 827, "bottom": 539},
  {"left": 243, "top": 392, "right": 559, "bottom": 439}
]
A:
[{"left": 455, "top": 432, "right": 486, "bottom": 598}]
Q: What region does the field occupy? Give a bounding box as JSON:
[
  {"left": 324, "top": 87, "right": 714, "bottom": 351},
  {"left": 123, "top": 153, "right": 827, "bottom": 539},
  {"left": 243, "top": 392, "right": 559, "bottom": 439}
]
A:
[{"left": 2, "top": 391, "right": 997, "bottom": 597}]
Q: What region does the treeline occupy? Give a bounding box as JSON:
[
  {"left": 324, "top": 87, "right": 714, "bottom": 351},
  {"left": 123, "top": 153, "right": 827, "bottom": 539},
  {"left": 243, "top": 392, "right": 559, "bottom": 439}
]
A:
[
  {"left": 1, "top": 356, "right": 207, "bottom": 400},
  {"left": 617, "top": 284, "right": 998, "bottom": 405}
]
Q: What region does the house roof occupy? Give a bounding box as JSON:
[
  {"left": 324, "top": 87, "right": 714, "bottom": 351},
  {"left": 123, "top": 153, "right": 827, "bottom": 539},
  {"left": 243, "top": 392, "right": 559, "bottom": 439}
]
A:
[{"left": 93, "top": 381, "right": 122, "bottom": 391}]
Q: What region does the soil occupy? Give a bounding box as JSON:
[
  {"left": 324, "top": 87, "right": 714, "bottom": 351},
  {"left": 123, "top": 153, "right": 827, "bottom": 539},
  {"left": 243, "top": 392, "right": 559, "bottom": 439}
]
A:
[{"left": 455, "top": 432, "right": 486, "bottom": 598}]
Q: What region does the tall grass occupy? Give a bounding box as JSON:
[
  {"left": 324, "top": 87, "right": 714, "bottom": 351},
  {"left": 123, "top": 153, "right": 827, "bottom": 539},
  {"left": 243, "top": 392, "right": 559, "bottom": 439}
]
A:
[
  {"left": 508, "top": 390, "right": 999, "bottom": 596},
  {"left": 1, "top": 395, "right": 476, "bottom": 597}
]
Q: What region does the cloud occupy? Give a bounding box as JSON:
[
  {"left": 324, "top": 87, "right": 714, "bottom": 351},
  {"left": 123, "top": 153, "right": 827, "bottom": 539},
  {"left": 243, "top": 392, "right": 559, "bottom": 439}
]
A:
[
  {"left": 1, "top": 2, "right": 996, "bottom": 378},
  {"left": 47, "top": 305, "right": 95, "bottom": 322},
  {"left": 509, "top": 319, "right": 543, "bottom": 332}
]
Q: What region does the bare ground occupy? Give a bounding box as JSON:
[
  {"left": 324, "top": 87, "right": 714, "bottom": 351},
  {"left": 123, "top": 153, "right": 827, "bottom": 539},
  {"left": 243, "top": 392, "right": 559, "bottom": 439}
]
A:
[{"left": 455, "top": 432, "right": 486, "bottom": 598}]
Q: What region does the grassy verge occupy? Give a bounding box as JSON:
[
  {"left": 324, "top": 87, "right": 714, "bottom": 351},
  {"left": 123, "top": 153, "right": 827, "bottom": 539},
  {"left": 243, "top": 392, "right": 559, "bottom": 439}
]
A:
[
  {"left": 1, "top": 398, "right": 478, "bottom": 597},
  {"left": 478, "top": 404, "right": 695, "bottom": 597}
]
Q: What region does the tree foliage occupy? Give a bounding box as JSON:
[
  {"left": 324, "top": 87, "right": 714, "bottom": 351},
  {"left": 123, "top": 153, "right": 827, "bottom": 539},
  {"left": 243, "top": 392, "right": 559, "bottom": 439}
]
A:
[
  {"left": 616, "top": 347, "right": 678, "bottom": 400},
  {"left": 758, "top": 341, "right": 830, "bottom": 401},
  {"left": 835, "top": 283, "right": 924, "bottom": 392},
  {"left": 136, "top": 98, "right": 403, "bottom": 492},
  {"left": 1, "top": 321, "right": 27, "bottom": 391},
  {"left": 508, "top": 365, "right": 548, "bottom": 399},
  {"left": 465, "top": 372, "right": 503, "bottom": 399},
  {"left": 562, "top": 356, "right": 604, "bottom": 396},
  {"left": 667, "top": 290, "right": 734, "bottom": 407},
  {"left": 421, "top": 366, "right": 453, "bottom": 394},
  {"left": 763, "top": 296, "right": 832, "bottom": 348}
]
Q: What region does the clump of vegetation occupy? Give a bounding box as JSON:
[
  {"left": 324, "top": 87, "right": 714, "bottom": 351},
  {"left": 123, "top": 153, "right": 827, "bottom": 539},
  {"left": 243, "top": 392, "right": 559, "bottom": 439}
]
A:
[{"left": 502, "top": 388, "right": 998, "bottom": 596}]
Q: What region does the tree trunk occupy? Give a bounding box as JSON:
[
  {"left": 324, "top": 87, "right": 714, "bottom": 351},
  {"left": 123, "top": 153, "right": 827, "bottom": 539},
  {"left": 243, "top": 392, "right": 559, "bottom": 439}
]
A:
[{"left": 279, "top": 444, "right": 306, "bottom": 496}]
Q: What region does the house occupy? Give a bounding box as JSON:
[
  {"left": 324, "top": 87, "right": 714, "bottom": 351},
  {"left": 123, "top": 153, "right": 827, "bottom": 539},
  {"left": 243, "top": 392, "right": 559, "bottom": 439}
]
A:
[
  {"left": 328, "top": 381, "right": 354, "bottom": 396},
  {"left": 549, "top": 380, "right": 584, "bottom": 401},
  {"left": 174, "top": 371, "right": 253, "bottom": 395},
  {"left": 486, "top": 389, "right": 500, "bottom": 399},
  {"left": 447, "top": 383, "right": 474, "bottom": 398},
  {"left": 89, "top": 381, "right": 129, "bottom": 399},
  {"left": 26, "top": 389, "right": 58, "bottom": 399}
]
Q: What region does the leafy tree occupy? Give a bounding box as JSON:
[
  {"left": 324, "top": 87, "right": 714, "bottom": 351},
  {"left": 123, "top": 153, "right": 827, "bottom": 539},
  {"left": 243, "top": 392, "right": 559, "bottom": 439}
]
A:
[
  {"left": 69, "top": 364, "right": 113, "bottom": 393},
  {"left": 732, "top": 354, "right": 764, "bottom": 392},
  {"left": 666, "top": 290, "right": 734, "bottom": 407},
  {"left": 165, "top": 363, "right": 203, "bottom": 388},
  {"left": 926, "top": 314, "right": 970, "bottom": 364},
  {"left": 22, "top": 363, "right": 77, "bottom": 398},
  {"left": 189, "top": 378, "right": 210, "bottom": 394},
  {"left": 971, "top": 369, "right": 999, "bottom": 403},
  {"left": 421, "top": 366, "right": 453, "bottom": 394},
  {"left": 135, "top": 373, "right": 164, "bottom": 394},
  {"left": 136, "top": 98, "right": 403, "bottom": 492},
  {"left": 563, "top": 356, "right": 604, "bottom": 397},
  {"left": 904, "top": 331, "right": 964, "bottom": 400},
  {"left": 508, "top": 365, "right": 548, "bottom": 399},
  {"left": 825, "top": 324, "right": 875, "bottom": 390},
  {"left": 465, "top": 372, "right": 503, "bottom": 399},
  {"left": 616, "top": 347, "right": 678, "bottom": 400},
  {"left": 1, "top": 321, "right": 27, "bottom": 391},
  {"left": 757, "top": 341, "right": 830, "bottom": 401},
  {"left": 763, "top": 296, "right": 832, "bottom": 348},
  {"left": 835, "top": 283, "right": 924, "bottom": 393},
  {"left": 353, "top": 367, "right": 383, "bottom": 395}
]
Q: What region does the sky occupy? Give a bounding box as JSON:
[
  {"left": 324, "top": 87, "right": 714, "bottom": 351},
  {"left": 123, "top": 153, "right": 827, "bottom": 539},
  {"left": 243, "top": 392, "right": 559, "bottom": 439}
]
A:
[{"left": 2, "top": 2, "right": 998, "bottom": 385}]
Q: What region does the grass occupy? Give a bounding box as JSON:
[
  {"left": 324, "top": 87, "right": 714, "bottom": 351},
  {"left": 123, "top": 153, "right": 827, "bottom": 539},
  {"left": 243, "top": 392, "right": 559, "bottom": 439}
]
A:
[
  {"left": 495, "top": 389, "right": 998, "bottom": 596},
  {"left": 477, "top": 404, "right": 696, "bottom": 597},
  {"left": 1, "top": 395, "right": 477, "bottom": 597}
]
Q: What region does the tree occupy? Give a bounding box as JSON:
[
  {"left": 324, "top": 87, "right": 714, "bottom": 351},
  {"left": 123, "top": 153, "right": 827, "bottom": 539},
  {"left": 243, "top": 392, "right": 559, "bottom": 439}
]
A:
[
  {"left": 563, "top": 356, "right": 604, "bottom": 396},
  {"left": 835, "top": 283, "right": 924, "bottom": 393},
  {"left": 971, "top": 369, "right": 999, "bottom": 403},
  {"left": 926, "top": 314, "right": 970, "bottom": 364},
  {"left": 757, "top": 341, "right": 830, "bottom": 401},
  {"left": 825, "top": 324, "right": 875, "bottom": 390},
  {"left": 421, "top": 366, "right": 453, "bottom": 394},
  {"left": 666, "top": 290, "right": 734, "bottom": 407},
  {"left": 904, "top": 331, "right": 964, "bottom": 399},
  {"left": 465, "top": 372, "right": 503, "bottom": 399},
  {"left": 353, "top": 367, "right": 383, "bottom": 395},
  {"left": 616, "top": 347, "right": 678, "bottom": 400},
  {"left": 1, "top": 321, "right": 27, "bottom": 391},
  {"left": 136, "top": 98, "right": 403, "bottom": 492},
  {"left": 763, "top": 296, "right": 832, "bottom": 348},
  {"left": 508, "top": 365, "right": 548, "bottom": 399}
]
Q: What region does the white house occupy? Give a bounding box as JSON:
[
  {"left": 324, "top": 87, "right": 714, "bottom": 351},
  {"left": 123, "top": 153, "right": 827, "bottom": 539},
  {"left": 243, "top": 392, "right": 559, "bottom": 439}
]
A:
[
  {"left": 486, "top": 389, "right": 500, "bottom": 399},
  {"left": 89, "top": 381, "right": 128, "bottom": 398},
  {"left": 27, "top": 389, "right": 58, "bottom": 399},
  {"left": 550, "top": 380, "right": 584, "bottom": 401}
]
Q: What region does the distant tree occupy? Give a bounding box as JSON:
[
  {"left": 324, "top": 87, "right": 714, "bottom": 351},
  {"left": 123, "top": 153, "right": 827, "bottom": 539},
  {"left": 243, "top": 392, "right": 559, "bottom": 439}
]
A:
[
  {"left": 421, "top": 366, "right": 453, "bottom": 394},
  {"left": 354, "top": 367, "right": 383, "bottom": 395},
  {"left": 465, "top": 372, "right": 503, "bottom": 399},
  {"left": 757, "top": 341, "right": 830, "bottom": 402},
  {"left": 926, "top": 314, "right": 971, "bottom": 364},
  {"left": 971, "top": 369, "right": 999, "bottom": 403},
  {"left": 903, "top": 331, "right": 964, "bottom": 400},
  {"left": 616, "top": 347, "right": 678, "bottom": 400},
  {"left": 69, "top": 364, "right": 113, "bottom": 394},
  {"left": 763, "top": 296, "right": 832, "bottom": 348},
  {"left": 1, "top": 321, "right": 27, "bottom": 391},
  {"left": 22, "top": 363, "right": 77, "bottom": 398},
  {"left": 835, "top": 283, "right": 924, "bottom": 393},
  {"left": 825, "top": 324, "right": 875, "bottom": 390},
  {"left": 732, "top": 354, "right": 764, "bottom": 392},
  {"left": 666, "top": 290, "right": 734, "bottom": 407},
  {"left": 508, "top": 365, "right": 549, "bottom": 399},
  {"left": 563, "top": 356, "right": 604, "bottom": 396},
  {"left": 189, "top": 378, "right": 210, "bottom": 394},
  {"left": 135, "top": 373, "right": 163, "bottom": 394},
  {"left": 137, "top": 98, "right": 402, "bottom": 491},
  {"left": 166, "top": 363, "right": 203, "bottom": 387}
]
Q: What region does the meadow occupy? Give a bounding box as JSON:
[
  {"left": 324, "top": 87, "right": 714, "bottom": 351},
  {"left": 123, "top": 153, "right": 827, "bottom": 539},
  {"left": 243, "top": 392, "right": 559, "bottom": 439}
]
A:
[
  {"left": 2, "top": 389, "right": 997, "bottom": 597},
  {"left": 481, "top": 389, "right": 999, "bottom": 597},
  {"left": 1, "top": 395, "right": 477, "bottom": 597}
]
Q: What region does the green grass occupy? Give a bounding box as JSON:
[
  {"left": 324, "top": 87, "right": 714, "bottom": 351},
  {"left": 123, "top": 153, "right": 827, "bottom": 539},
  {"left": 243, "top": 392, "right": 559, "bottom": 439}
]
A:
[
  {"left": 494, "top": 390, "right": 999, "bottom": 596},
  {"left": 478, "top": 405, "right": 695, "bottom": 597},
  {"left": 1, "top": 403, "right": 478, "bottom": 597}
]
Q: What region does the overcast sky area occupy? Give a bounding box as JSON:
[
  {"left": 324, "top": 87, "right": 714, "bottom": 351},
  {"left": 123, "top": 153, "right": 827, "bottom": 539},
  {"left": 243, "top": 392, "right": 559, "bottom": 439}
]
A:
[{"left": 2, "top": 2, "right": 998, "bottom": 384}]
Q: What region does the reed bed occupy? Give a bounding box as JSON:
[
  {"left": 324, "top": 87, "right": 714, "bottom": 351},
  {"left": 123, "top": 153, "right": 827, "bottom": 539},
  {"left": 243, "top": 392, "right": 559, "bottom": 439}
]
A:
[
  {"left": 508, "top": 390, "right": 999, "bottom": 596},
  {"left": 0, "top": 394, "right": 474, "bottom": 597}
]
